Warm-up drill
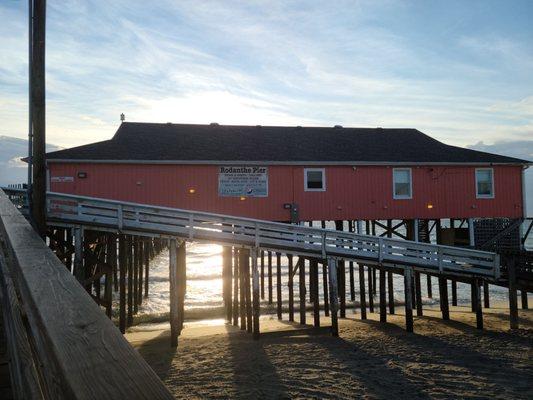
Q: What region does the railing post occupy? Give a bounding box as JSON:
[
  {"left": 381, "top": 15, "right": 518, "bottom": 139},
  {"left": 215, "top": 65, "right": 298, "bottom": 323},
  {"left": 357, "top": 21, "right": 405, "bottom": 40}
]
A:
[{"left": 327, "top": 257, "right": 339, "bottom": 336}]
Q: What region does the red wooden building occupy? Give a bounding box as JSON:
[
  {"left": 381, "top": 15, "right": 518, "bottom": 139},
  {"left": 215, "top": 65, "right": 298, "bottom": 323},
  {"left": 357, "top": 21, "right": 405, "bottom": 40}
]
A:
[{"left": 45, "top": 122, "right": 529, "bottom": 225}]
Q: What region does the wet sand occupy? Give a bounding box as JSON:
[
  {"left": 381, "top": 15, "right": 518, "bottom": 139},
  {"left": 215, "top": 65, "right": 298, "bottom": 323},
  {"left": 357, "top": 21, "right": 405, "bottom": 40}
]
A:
[{"left": 127, "top": 301, "right": 533, "bottom": 399}]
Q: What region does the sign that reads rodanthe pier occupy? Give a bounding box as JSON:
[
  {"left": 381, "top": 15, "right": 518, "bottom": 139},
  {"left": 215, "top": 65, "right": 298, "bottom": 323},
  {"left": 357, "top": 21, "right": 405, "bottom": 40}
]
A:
[{"left": 218, "top": 166, "right": 268, "bottom": 197}]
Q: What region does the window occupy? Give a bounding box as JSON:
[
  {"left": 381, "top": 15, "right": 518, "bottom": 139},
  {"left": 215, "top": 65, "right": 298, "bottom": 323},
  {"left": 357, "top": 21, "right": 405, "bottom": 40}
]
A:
[
  {"left": 304, "top": 168, "right": 326, "bottom": 191},
  {"left": 393, "top": 168, "right": 412, "bottom": 199},
  {"left": 476, "top": 168, "right": 494, "bottom": 198}
]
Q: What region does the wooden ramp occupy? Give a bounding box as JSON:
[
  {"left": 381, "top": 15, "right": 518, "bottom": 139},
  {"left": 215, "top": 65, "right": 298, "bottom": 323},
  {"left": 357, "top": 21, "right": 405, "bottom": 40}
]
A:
[{"left": 46, "top": 191, "right": 500, "bottom": 279}]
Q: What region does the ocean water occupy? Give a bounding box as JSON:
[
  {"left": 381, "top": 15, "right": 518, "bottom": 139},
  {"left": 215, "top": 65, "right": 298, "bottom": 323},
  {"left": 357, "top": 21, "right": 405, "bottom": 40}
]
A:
[{"left": 131, "top": 221, "right": 532, "bottom": 324}]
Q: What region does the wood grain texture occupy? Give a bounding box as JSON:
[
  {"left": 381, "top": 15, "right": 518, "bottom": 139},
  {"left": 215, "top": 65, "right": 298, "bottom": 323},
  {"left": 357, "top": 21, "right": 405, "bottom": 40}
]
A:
[{"left": 0, "top": 191, "right": 173, "bottom": 399}]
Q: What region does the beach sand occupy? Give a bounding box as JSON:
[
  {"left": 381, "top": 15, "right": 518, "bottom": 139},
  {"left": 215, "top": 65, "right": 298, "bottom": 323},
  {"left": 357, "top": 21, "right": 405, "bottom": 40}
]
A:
[{"left": 127, "top": 301, "right": 533, "bottom": 399}]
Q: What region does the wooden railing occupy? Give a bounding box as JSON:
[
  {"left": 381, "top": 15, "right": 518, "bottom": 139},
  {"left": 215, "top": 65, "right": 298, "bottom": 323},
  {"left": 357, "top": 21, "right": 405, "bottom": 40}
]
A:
[
  {"left": 46, "top": 192, "right": 500, "bottom": 279},
  {"left": 0, "top": 190, "right": 173, "bottom": 399}
]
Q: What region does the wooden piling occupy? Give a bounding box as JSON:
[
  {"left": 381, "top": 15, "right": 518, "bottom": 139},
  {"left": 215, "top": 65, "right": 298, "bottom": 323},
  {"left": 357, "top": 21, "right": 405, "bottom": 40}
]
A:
[
  {"left": 358, "top": 264, "right": 367, "bottom": 320},
  {"left": 335, "top": 221, "right": 346, "bottom": 318},
  {"left": 415, "top": 271, "right": 423, "bottom": 317},
  {"left": 276, "top": 252, "right": 282, "bottom": 320},
  {"left": 328, "top": 258, "right": 339, "bottom": 336},
  {"left": 348, "top": 221, "right": 355, "bottom": 302},
  {"left": 311, "top": 259, "right": 320, "bottom": 327},
  {"left": 484, "top": 281, "right": 490, "bottom": 308},
  {"left": 426, "top": 275, "right": 432, "bottom": 298},
  {"left": 118, "top": 234, "right": 126, "bottom": 333},
  {"left": 239, "top": 249, "right": 246, "bottom": 330},
  {"left": 243, "top": 249, "right": 252, "bottom": 333},
  {"left": 439, "top": 277, "right": 450, "bottom": 320},
  {"left": 379, "top": 267, "right": 386, "bottom": 323},
  {"left": 133, "top": 238, "right": 139, "bottom": 314},
  {"left": 232, "top": 247, "right": 239, "bottom": 326},
  {"left": 260, "top": 250, "right": 265, "bottom": 300},
  {"left": 508, "top": 258, "right": 519, "bottom": 329},
  {"left": 74, "top": 227, "right": 84, "bottom": 283},
  {"left": 223, "top": 246, "right": 232, "bottom": 321},
  {"left": 299, "top": 257, "right": 306, "bottom": 325},
  {"left": 268, "top": 251, "right": 273, "bottom": 304},
  {"left": 138, "top": 238, "right": 144, "bottom": 305},
  {"left": 451, "top": 279, "right": 458, "bottom": 306},
  {"left": 105, "top": 233, "right": 115, "bottom": 318},
  {"left": 288, "top": 254, "right": 294, "bottom": 322},
  {"left": 367, "top": 266, "right": 374, "bottom": 313},
  {"left": 521, "top": 290, "right": 529, "bottom": 310},
  {"left": 404, "top": 268, "right": 414, "bottom": 332},
  {"left": 473, "top": 278, "right": 483, "bottom": 329},
  {"left": 144, "top": 239, "right": 150, "bottom": 298},
  {"left": 177, "top": 241, "right": 186, "bottom": 332},
  {"left": 322, "top": 262, "right": 329, "bottom": 316},
  {"left": 127, "top": 236, "right": 134, "bottom": 327},
  {"left": 252, "top": 248, "right": 260, "bottom": 340},
  {"left": 169, "top": 239, "right": 179, "bottom": 347}
]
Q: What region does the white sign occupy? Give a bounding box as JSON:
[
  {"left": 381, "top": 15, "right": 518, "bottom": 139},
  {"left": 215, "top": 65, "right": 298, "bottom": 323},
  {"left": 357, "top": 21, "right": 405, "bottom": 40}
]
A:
[
  {"left": 51, "top": 176, "right": 74, "bottom": 183},
  {"left": 218, "top": 166, "right": 268, "bottom": 197}
]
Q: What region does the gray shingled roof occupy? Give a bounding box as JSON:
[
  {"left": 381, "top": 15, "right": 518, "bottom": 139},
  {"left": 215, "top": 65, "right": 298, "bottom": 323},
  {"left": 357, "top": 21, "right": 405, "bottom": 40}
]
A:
[{"left": 45, "top": 122, "right": 530, "bottom": 164}]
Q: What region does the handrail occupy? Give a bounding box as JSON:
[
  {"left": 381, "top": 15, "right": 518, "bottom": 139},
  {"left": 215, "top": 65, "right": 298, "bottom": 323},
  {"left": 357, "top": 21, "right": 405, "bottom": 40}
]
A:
[
  {"left": 46, "top": 191, "right": 500, "bottom": 279},
  {"left": 0, "top": 190, "right": 173, "bottom": 399}
]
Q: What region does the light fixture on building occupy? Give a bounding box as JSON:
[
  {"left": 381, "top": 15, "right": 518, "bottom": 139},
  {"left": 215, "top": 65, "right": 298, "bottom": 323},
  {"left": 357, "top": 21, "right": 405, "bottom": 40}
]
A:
[
  {"left": 427, "top": 203, "right": 434, "bottom": 209},
  {"left": 188, "top": 188, "right": 196, "bottom": 194},
  {"left": 240, "top": 196, "right": 246, "bottom": 201}
]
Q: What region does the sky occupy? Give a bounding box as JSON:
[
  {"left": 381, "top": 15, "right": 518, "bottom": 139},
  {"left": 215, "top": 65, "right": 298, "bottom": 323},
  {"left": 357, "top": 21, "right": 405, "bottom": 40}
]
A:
[{"left": 1, "top": 0, "right": 532, "bottom": 151}]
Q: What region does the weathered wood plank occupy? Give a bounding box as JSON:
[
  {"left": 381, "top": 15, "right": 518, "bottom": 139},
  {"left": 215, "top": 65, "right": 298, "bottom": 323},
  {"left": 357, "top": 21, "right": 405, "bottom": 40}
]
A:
[{"left": 0, "top": 190, "right": 173, "bottom": 399}]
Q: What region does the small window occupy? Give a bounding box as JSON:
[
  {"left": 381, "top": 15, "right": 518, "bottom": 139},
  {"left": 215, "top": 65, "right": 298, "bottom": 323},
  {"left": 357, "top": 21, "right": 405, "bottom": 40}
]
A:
[
  {"left": 304, "top": 168, "right": 326, "bottom": 191},
  {"left": 393, "top": 168, "right": 412, "bottom": 199},
  {"left": 476, "top": 168, "right": 494, "bottom": 198}
]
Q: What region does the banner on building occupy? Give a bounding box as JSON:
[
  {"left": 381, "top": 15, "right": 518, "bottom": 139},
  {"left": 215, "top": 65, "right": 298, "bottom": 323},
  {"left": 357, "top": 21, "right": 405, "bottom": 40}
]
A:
[{"left": 218, "top": 166, "right": 268, "bottom": 197}]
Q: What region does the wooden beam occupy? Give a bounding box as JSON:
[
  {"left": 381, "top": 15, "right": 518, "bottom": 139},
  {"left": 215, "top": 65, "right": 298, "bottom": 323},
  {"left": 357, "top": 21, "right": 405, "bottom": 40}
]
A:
[
  {"left": 328, "top": 258, "right": 339, "bottom": 336},
  {"left": 415, "top": 271, "right": 423, "bottom": 317},
  {"left": 276, "top": 252, "right": 282, "bottom": 320},
  {"left": 288, "top": 254, "right": 294, "bottom": 321},
  {"left": 404, "top": 268, "right": 414, "bottom": 332},
  {"left": 252, "top": 248, "right": 260, "bottom": 340},
  {"left": 30, "top": 0, "right": 46, "bottom": 236},
  {"left": 169, "top": 238, "right": 179, "bottom": 347},
  {"left": 439, "top": 277, "right": 450, "bottom": 321},
  {"left": 379, "top": 267, "right": 386, "bottom": 323},
  {"left": 299, "top": 255, "right": 306, "bottom": 325},
  {"left": 508, "top": 258, "right": 519, "bottom": 329},
  {"left": 358, "top": 264, "right": 367, "bottom": 320},
  {"left": 119, "top": 235, "right": 126, "bottom": 333}
]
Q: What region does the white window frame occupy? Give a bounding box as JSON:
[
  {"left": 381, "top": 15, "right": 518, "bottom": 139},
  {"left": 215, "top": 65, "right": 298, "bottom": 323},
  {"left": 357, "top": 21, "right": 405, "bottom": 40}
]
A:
[
  {"left": 392, "top": 168, "right": 412, "bottom": 199},
  {"left": 475, "top": 167, "right": 495, "bottom": 199},
  {"left": 304, "top": 168, "right": 326, "bottom": 192}
]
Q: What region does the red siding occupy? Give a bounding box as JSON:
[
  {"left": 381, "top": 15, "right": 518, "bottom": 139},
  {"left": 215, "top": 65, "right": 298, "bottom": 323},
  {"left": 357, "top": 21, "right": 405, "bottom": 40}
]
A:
[{"left": 48, "top": 163, "right": 524, "bottom": 221}]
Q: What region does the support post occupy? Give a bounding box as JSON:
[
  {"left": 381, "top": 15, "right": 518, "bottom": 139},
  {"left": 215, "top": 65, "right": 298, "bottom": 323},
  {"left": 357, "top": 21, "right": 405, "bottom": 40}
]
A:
[
  {"left": 260, "top": 250, "right": 265, "bottom": 300},
  {"left": 474, "top": 278, "right": 483, "bottom": 329},
  {"left": 223, "top": 246, "right": 232, "bottom": 321},
  {"left": 267, "top": 251, "right": 273, "bottom": 304},
  {"left": 367, "top": 266, "right": 374, "bottom": 313},
  {"left": 252, "top": 248, "right": 260, "bottom": 340},
  {"left": 177, "top": 240, "right": 186, "bottom": 332},
  {"left": 484, "top": 281, "right": 490, "bottom": 309},
  {"left": 118, "top": 234, "right": 126, "bottom": 333},
  {"left": 404, "top": 268, "right": 414, "bottom": 332},
  {"left": 127, "top": 236, "right": 133, "bottom": 327},
  {"left": 358, "top": 263, "right": 367, "bottom": 320},
  {"left": 335, "top": 221, "right": 346, "bottom": 318},
  {"left": 276, "top": 252, "right": 282, "bottom": 320},
  {"left": 508, "top": 258, "right": 519, "bottom": 329},
  {"left": 328, "top": 258, "right": 339, "bottom": 336},
  {"left": 239, "top": 249, "right": 246, "bottom": 330},
  {"left": 427, "top": 275, "right": 432, "bottom": 298},
  {"left": 451, "top": 279, "right": 458, "bottom": 306},
  {"left": 415, "top": 271, "right": 423, "bottom": 317},
  {"left": 73, "top": 227, "right": 84, "bottom": 282},
  {"left": 169, "top": 239, "right": 179, "bottom": 347},
  {"left": 379, "top": 267, "right": 386, "bottom": 323},
  {"left": 439, "top": 277, "right": 450, "bottom": 320},
  {"left": 521, "top": 290, "right": 529, "bottom": 310},
  {"left": 30, "top": 0, "right": 47, "bottom": 236},
  {"left": 105, "top": 233, "right": 115, "bottom": 318},
  {"left": 244, "top": 249, "right": 252, "bottom": 333},
  {"left": 144, "top": 239, "right": 150, "bottom": 297},
  {"left": 288, "top": 254, "right": 294, "bottom": 321},
  {"left": 299, "top": 257, "right": 306, "bottom": 325},
  {"left": 232, "top": 247, "right": 239, "bottom": 326},
  {"left": 311, "top": 259, "right": 320, "bottom": 327},
  {"left": 322, "top": 262, "right": 329, "bottom": 316}
]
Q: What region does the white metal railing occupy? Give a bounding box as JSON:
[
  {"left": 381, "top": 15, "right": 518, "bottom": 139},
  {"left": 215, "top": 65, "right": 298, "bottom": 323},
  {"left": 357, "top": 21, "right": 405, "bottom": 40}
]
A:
[{"left": 45, "top": 192, "right": 500, "bottom": 279}]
